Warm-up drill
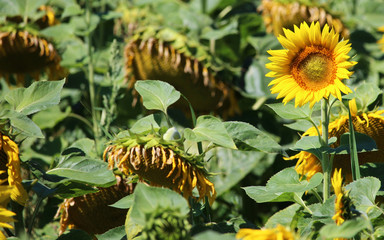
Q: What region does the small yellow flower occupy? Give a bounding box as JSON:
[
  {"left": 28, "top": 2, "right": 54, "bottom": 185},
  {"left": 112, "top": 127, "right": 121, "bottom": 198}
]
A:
[
  {"left": 0, "top": 134, "right": 28, "bottom": 206},
  {"left": 236, "top": 225, "right": 295, "bottom": 240},
  {"left": 266, "top": 21, "right": 356, "bottom": 108}
]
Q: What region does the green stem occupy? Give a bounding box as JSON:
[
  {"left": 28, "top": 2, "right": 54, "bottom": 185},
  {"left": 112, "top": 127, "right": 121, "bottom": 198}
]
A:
[
  {"left": 311, "top": 189, "right": 323, "bottom": 203},
  {"left": 85, "top": 0, "right": 100, "bottom": 155},
  {"left": 348, "top": 107, "right": 360, "bottom": 180},
  {"left": 23, "top": 0, "right": 29, "bottom": 25},
  {"left": 321, "top": 99, "right": 331, "bottom": 202},
  {"left": 68, "top": 113, "right": 93, "bottom": 131},
  {"left": 27, "top": 197, "right": 43, "bottom": 236},
  {"left": 11, "top": 201, "right": 25, "bottom": 238}
]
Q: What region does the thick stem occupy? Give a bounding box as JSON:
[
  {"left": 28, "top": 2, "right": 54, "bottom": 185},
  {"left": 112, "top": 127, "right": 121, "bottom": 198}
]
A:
[
  {"left": 321, "top": 99, "right": 331, "bottom": 202},
  {"left": 85, "top": 0, "right": 100, "bottom": 154}
]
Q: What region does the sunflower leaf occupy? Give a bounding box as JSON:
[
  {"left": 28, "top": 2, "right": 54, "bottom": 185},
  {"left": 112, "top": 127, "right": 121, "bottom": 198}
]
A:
[
  {"left": 134, "top": 80, "right": 181, "bottom": 114},
  {"left": 319, "top": 217, "right": 371, "bottom": 239},
  {"left": 5, "top": 80, "right": 65, "bottom": 115},
  {"left": 4, "top": 110, "right": 44, "bottom": 138},
  {"left": 332, "top": 132, "right": 377, "bottom": 154},
  {"left": 267, "top": 102, "right": 312, "bottom": 120},
  {"left": 292, "top": 136, "right": 336, "bottom": 159},
  {"left": 184, "top": 115, "right": 237, "bottom": 149}
]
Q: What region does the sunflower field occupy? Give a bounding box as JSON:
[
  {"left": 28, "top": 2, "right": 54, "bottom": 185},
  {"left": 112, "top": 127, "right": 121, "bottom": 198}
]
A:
[{"left": 1, "top": 0, "right": 384, "bottom": 239}]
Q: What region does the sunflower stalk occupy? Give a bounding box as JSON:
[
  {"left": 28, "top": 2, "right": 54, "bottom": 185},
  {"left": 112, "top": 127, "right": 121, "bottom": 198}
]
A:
[
  {"left": 348, "top": 107, "right": 360, "bottom": 181},
  {"left": 321, "top": 98, "right": 331, "bottom": 202}
]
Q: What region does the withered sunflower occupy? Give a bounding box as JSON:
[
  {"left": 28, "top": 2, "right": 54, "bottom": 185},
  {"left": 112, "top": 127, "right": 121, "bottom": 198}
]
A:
[
  {"left": 0, "top": 186, "right": 16, "bottom": 239},
  {"left": 124, "top": 34, "right": 238, "bottom": 118},
  {"left": 57, "top": 176, "right": 135, "bottom": 236},
  {"left": 266, "top": 21, "right": 356, "bottom": 108},
  {"left": 259, "top": 0, "right": 349, "bottom": 38},
  {"left": 286, "top": 105, "right": 384, "bottom": 182},
  {"left": 331, "top": 169, "right": 355, "bottom": 227},
  {"left": 378, "top": 26, "right": 384, "bottom": 53},
  {"left": 236, "top": 225, "right": 295, "bottom": 240},
  {"left": 103, "top": 133, "right": 216, "bottom": 205},
  {"left": 0, "top": 30, "right": 66, "bottom": 86},
  {"left": 0, "top": 133, "right": 28, "bottom": 206}
]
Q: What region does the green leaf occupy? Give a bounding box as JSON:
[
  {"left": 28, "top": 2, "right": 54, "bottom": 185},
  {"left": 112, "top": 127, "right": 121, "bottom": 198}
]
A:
[
  {"left": 267, "top": 102, "right": 312, "bottom": 120},
  {"left": 130, "top": 113, "right": 163, "bottom": 134},
  {"left": 345, "top": 177, "right": 380, "bottom": 207},
  {"left": 61, "top": 3, "right": 83, "bottom": 18},
  {"left": 0, "top": 0, "right": 47, "bottom": 18},
  {"left": 243, "top": 186, "right": 298, "bottom": 203},
  {"left": 46, "top": 156, "right": 116, "bottom": 187},
  {"left": 184, "top": 115, "right": 237, "bottom": 149},
  {"left": 192, "top": 230, "right": 236, "bottom": 240},
  {"left": 6, "top": 110, "right": 43, "bottom": 138},
  {"left": 96, "top": 226, "right": 126, "bottom": 240},
  {"left": 109, "top": 194, "right": 134, "bottom": 209},
  {"left": 293, "top": 136, "right": 333, "bottom": 160},
  {"left": 224, "top": 121, "right": 281, "bottom": 153},
  {"left": 201, "top": 19, "right": 238, "bottom": 40},
  {"left": 361, "top": 163, "right": 384, "bottom": 191},
  {"left": 319, "top": 218, "right": 371, "bottom": 238},
  {"left": 5, "top": 80, "right": 65, "bottom": 115},
  {"left": 134, "top": 80, "right": 181, "bottom": 114},
  {"left": 32, "top": 105, "right": 70, "bottom": 129},
  {"left": 265, "top": 204, "right": 301, "bottom": 228},
  {"left": 332, "top": 132, "right": 377, "bottom": 154},
  {"left": 57, "top": 229, "right": 93, "bottom": 240},
  {"left": 62, "top": 138, "right": 96, "bottom": 158},
  {"left": 54, "top": 182, "right": 98, "bottom": 199},
  {"left": 284, "top": 120, "right": 313, "bottom": 132}
]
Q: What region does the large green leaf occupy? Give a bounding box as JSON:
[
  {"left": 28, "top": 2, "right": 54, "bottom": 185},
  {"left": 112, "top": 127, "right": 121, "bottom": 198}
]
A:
[
  {"left": 184, "top": 115, "right": 237, "bottom": 149},
  {"left": 110, "top": 194, "right": 134, "bottom": 209},
  {"left": 130, "top": 113, "right": 164, "bottom": 134},
  {"left": 32, "top": 105, "right": 71, "bottom": 130},
  {"left": 192, "top": 230, "right": 236, "bottom": 240},
  {"left": 332, "top": 132, "right": 377, "bottom": 154},
  {"left": 96, "top": 226, "right": 126, "bottom": 240},
  {"left": 5, "top": 110, "right": 43, "bottom": 138},
  {"left": 0, "top": 0, "right": 47, "bottom": 18},
  {"left": 267, "top": 102, "right": 312, "bottom": 120},
  {"left": 292, "top": 136, "right": 334, "bottom": 159},
  {"left": 224, "top": 121, "right": 280, "bottom": 153},
  {"left": 134, "top": 80, "right": 181, "bottom": 114},
  {"left": 5, "top": 80, "right": 65, "bottom": 115},
  {"left": 46, "top": 156, "right": 116, "bottom": 187},
  {"left": 265, "top": 204, "right": 301, "bottom": 228},
  {"left": 319, "top": 218, "right": 371, "bottom": 239}
]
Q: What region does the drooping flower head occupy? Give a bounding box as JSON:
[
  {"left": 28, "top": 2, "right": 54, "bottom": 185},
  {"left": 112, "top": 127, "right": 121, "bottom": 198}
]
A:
[
  {"left": 378, "top": 26, "right": 384, "bottom": 53},
  {"left": 0, "top": 133, "right": 28, "bottom": 206},
  {"left": 259, "top": 0, "right": 349, "bottom": 38},
  {"left": 103, "top": 132, "right": 216, "bottom": 205},
  {"left": 57, "top": 176, "right": 135, "bottom": 236},
  {"left": 285, "top": 104, "right": 384, "bottom": 182},
  {"left": 0, "top": 186, "right": 16, "bottom": 239},
  {"left": 266, "top": 21, "right": 356, "bottom": 108},
  {"left": 236, "top": 225, "right": 295, "bottom": 240},
  {"left": 331, "top": 169, "right": 356, "bottom": 226}
]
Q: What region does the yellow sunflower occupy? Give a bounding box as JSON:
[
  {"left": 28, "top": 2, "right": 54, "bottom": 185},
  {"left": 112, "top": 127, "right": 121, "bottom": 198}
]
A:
[
  {"left": 103, "top": 134, "right": 216, "bottom": 205},
  {"left": 266, "top": 21, "right": 356, "bottom": 108},
  {"left": 378, "top": 26, "right": 384, "bottom": 53},
  {"left": 0, "top": 30, "right": 67, "bottom": 86},
  {"left": 286, "top": 104, "right": 384, "bottom": 182},
  {"left": 259, "top": 0, "right": 349, "bottom": 38},
  {"left": 57, "top": 176, "right": 135, "bottom": 236},
  {"left": 125, "top": 37, "right": 238, "bottom": 117},
  {"left": 0, "top": 133, "right": 28, "bottom": 206},
  {"left": 236, "top": 225, "right": 295, "bottom": 240},
  {"left": 0, "top": 186, "right": 16, "bottom": 239}
]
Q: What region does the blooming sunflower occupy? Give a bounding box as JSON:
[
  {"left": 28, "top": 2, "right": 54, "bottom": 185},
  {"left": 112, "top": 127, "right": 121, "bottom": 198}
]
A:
[
  {"left": 378, "top": 26, "right": 384, "bottom": 53},
  {"left": 266, "top": 21, "right": 356, "bottom": 108},
  {"left": 57, "top": 176, "right": 135, "bottom": 235},
  {"left": 0, "top": 133, "right": 28, "bottom": 206},
  {"left": 236, "top": 225, "right": 295, "bottom": 240},
  {"left": 259, "top": 0, "right": 349, "bottom": 38},
  {"left": 103, "top": 133, "right": 216, "bottom": 205},
  {"left": 0, "top": 30, "right": 67, "bottom": 86},
  {"left": 286, "top": 104, "right": 384, "bottom": 182},
  {"left": 125, "top": 35, "right": 238, "bottom": 117},
  {"left": 0, "top": 186, "right": 16, "bottom": 239},
  {"left": 331, "top": 169, "right": 355, "bottom": 227}
]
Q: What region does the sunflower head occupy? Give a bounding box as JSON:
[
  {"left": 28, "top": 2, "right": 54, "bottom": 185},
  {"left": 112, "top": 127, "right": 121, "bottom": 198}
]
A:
[
  {"left": 236, "top": 225, "right": 295, "bottom": 240},
  {"left": 259, "top": 0, "right": 349, "bottom": 38},
  {"left": 124, "top": 29, "right": 238, "bottom": 117},
  {"left": 331, "top": 169, "right": 357, "bottom": 225},
  {"left": 286, "top": 108, "right": 384, "bottom": 182},
  {"left": 57, "top": 176, "right": 135, "bottom": 235},
  {"left": 0, "top": 133, "right": 28, "bottom": 206},
  {"left": 266, "top": 21, "right": 356, "bottom": 108},
  {"left": 103, "top": 132, "right": 216, "bottom": 205},
  {"left": 140, "top": 207, "right": 191, "bottom": 240},
  {"left": 0, "top": 186, "right": 16, "bottom": 239}
]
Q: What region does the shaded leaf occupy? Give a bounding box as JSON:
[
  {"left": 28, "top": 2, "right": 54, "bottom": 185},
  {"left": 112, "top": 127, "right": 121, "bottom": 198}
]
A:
[
  {"left": 265, "top": 204, "right": 301, "bottom": 228},
  {"left": 96, "top": 226, "right": 126, "bottom": 240}
]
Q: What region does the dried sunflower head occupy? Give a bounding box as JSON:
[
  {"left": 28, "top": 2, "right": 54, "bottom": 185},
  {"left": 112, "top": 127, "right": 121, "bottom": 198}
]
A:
[
  {"left": 0, "top": 133, "right": 28, "bottom": 206},
  {"left": 57, "top": 176, "right": 135, "bottom": 236},
  {"left": 103, "top": 132, "right": 216, "bottom": 205},
  {"left": 259, "top": 0, "right": 349, "bottom": 38},
  {"left": 124, "top": 31, "right": 238, "bottom": 118}
]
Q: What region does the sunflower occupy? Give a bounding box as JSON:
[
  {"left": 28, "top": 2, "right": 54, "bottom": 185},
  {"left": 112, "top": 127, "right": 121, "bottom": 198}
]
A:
[
  {"left": 286, "top": 104, "right": 384, "bottom": 182},
  {"left": 0, "top": 133, "right": 28, "bottom": 206},
  {"left": 266, "top": 21, "right": 356, "bottom": 108},
  {"left": 125, "top": 37, "right": 238, "bottom": 117},
  {"left": 0, "top": 30, "right": 67, "bottom": 86},
  {"left": 103, "top": 133, "right": 216, "bottom": 205},
  {"left": 331, "top": 169, "right": 356, "bottom": 227},
  {"left": 0, "top": 186, "right": 16, "bottom": 239},
  {"left": 236, "top": 225, "right": 295, "bottom": 240},
  {"left": 378, "top": 26, "right": 384, "bottom": 53},
  {"left": 259, "top": 0, "right": 349, "bottom": 38},
  {"left": 57, "top": 176, "right": 135, "bottom": 235}
]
